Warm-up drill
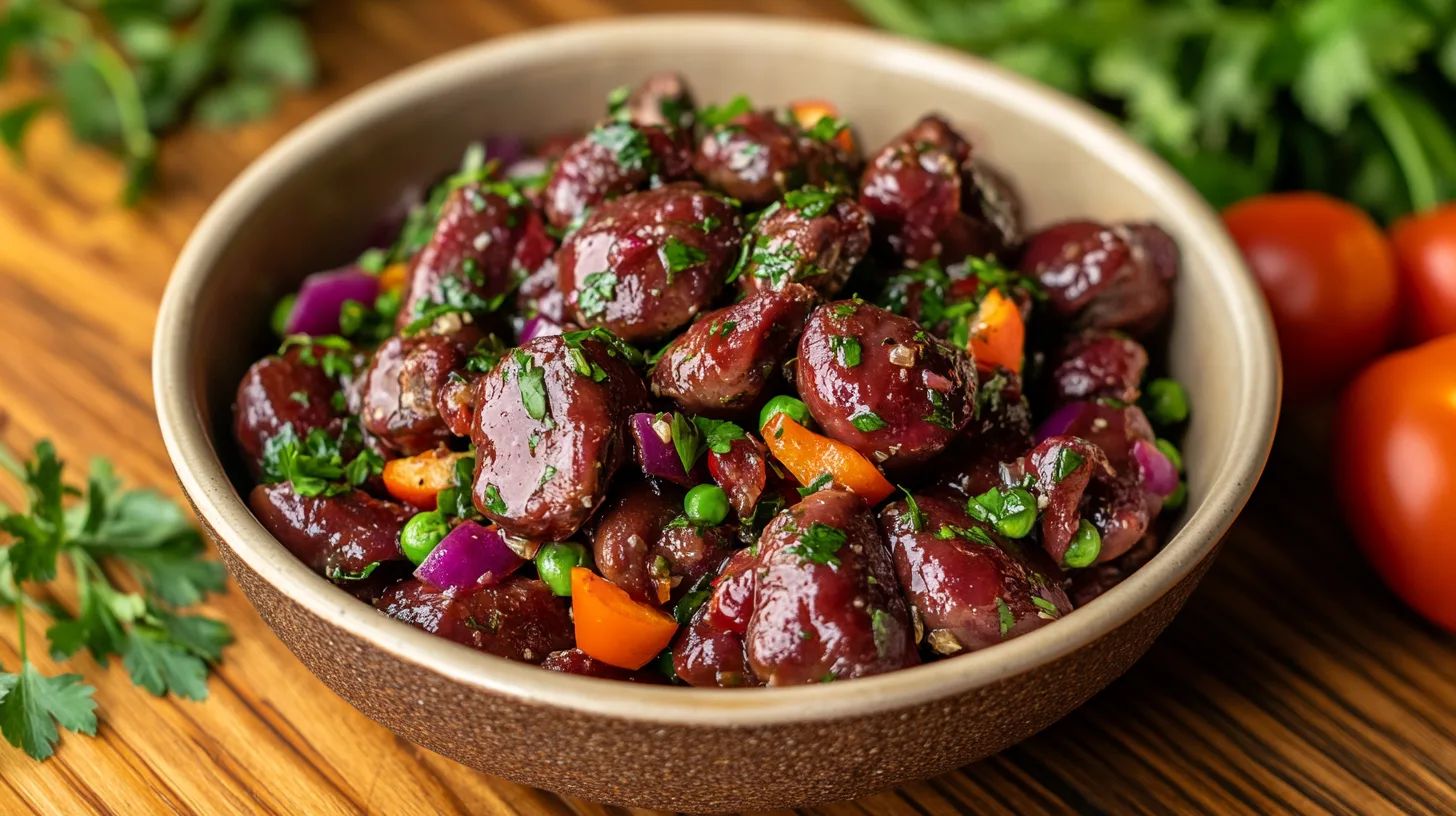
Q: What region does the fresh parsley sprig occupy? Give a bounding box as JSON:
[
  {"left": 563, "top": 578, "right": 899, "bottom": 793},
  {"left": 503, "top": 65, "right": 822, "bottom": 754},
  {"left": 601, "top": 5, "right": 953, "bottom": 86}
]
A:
[
  {"left": 0, "top": 0, "right": 317, "bottom": 204},
  {"left": 0, "top": 439, "right": 232, "bottom": 761}
]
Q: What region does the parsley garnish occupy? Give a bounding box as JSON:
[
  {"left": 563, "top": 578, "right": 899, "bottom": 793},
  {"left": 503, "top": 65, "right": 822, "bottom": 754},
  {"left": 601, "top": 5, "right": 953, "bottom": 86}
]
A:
[
  {"left": 662, "top": 237, "right": 708, "bottom": 275},
  {"left": 784, "top": 522, "right": 846, "bottom": 566},
  {"left": 871, "top": 608, "right": 894, "bottom": 660},
  {"left": 577, "top": 271, "right": 618, "bottom": 320},
  {"left": 1053, "top": 448, "right": 1086, "bottom": 483},
  {"left": 783, "top": 185, "right": 841, "bottom": 218},
  {"left": 560, "top": 326, "right": 645, "bottom": 367},
  {"left": 829, "top": 335, "right": 862, "bottom": 367},
  {"left": 435, "top": 455, "right": 480, "bottom": 521},
  {"left": 805, "top": 116, "right": 848, "bottom": 143},
  {"left": 673, "top": 572, "right": 716, "bottom": 625},
  {"left": 482, "top": 484, "right": 507, "bottom": 516},
  {"left": 966, "top": 487, "right": 1037, "bottom": 539},
  {"left": 280, "top": 335, "right": 356, "bottom": 378},
  {"left": 718, "top": 320, "right": 738, "bottom": 338},
  {"left": 402, "top": 274, "right": 510, "bottom": 335},
  {"left": 699, "top": 95, "right": 752, "bottom": 128},
  {"left": 995, "top": 597, "right": 1014, "bottom": 637},
  {"left": 339, "top": 288, "right": 403, "bottom": 344},
  {"left": 259, "top": 424, "right": 381, "bottom": 498},
  {"left": 850, "top": 411, "right": 886, "bottom": 432},
  {"left": 1032, "top": 596, "right": 1061, "bottom": 620},
  {"left": 797, "top": 473, "right": 833, "bottom": 497},
  {"left": 465, "top": 335, "right": 508, "bottom": 375},
  {"left": 0, "top": 439, "right": 232, "bottom": 760},
  {"left": 923, "top": 390, "right": 955, "bottom": 429},
  {"left": 899, "top": 487, "right": 924, "bottom": 532},
  {"left": 696, "top": 418, "right": 746, "bottom": 454},
  {"left": 934, "top": 524, "right": 995, "bottom": 546},
  {"left": 588, "top": 122, "right": 653, "bottom": 172},
  {"left": 512, "top": 350, "right": 549, "bottom": 421}
]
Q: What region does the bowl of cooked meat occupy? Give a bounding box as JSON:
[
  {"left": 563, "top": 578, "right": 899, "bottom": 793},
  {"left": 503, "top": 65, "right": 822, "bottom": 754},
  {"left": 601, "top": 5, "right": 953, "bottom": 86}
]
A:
[{"left": 154, "top": 15, "right": 1279, "bottom": 812}]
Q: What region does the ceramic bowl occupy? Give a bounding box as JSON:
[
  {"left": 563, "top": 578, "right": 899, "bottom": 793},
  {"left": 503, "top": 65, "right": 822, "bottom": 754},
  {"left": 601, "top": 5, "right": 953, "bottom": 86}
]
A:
[{"left": 153, "top": 15, "right": 1279, "bottom": 812}]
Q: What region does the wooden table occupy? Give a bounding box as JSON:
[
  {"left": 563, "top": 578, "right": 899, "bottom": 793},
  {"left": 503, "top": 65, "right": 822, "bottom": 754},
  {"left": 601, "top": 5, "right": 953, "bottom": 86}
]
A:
[{"left": 2, "top": 2, "right": 1455, "bottom": 814}]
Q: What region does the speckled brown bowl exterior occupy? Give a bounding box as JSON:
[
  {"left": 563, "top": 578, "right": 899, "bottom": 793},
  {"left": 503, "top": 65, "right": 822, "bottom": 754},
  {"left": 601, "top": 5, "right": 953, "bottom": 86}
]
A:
[{"left": 154, "top": 16, "right": 1279, "bottom": 812}]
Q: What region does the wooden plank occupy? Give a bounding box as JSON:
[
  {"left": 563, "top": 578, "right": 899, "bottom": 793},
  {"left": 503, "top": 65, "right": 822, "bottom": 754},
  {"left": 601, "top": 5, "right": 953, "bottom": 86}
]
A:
[{"left": 0, "top": 2, "right": 1452, "bottom": 814}]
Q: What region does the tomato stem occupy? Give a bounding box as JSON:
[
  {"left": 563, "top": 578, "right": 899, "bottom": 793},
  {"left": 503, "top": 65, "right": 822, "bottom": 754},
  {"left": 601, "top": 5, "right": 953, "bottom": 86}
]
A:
[{"left": 1369, "top": 86, "right": 1437, "bottom": 214}]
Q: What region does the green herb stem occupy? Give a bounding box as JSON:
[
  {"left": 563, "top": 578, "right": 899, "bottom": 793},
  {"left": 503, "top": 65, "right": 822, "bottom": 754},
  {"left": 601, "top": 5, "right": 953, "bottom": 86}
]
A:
[
  {"left": 85, "top": 39, "right": 156, "bottom": 166},
  {"left": 1368, "top": 86, "right": 1438, "bottom": 214}
]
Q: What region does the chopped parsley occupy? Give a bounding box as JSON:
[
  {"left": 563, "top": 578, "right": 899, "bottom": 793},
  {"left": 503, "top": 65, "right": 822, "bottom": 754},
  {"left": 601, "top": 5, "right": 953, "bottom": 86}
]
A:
[
  {"left": 280, "top": 335, "right": 356, "bottom": 379},
  {"left": 538, "top": 465, "right": 558, "bottom": 488},
  {"left": 923, "top": 390, "right": 955, "bottom": 429},
  {"left": 260, "top": 423, "right": 382, "bottom": 498},
  {"left": 561, "top": 326, "right": 645, "bottom": 367},
  {"left": 696, "top": 215, "right": 722, "bottom": 233},
  {"left": 994, "top": 597, "right": 1013, "bottom": 637},
  {"left": 871, "top": 608, "right": 894, "bottom": 660},
  {"left": 327, "top": 562, "right": 380, "bottom": 582},
  {"left": 339, "top": 289, "right": 402, "bottom": 344},
  {"left": 696, "top": 418, "right": 746, "bottom": 454},
  {"left": 288, "top": 391, "right": 310, "bottom": 407},
  {"left": 577, "top": 271, "right": 618, "bottom": 320},
  {"left": 465, "top": 334, "right": 508, "bottom": 374},
  {"left": 673, "top": 572, "right": 716, "bottom": 625},
  {"left": 1032, "top": 596, "right": 1061, "bottom": 620},
  {"left": 605, "top": 84, "right": 631, "bottom": 119},
  {"left": 850, "top": 410, "right": 886, "bottom": 432},
  {"left": 1053, "top": 448, "right": 1086, "bottom": 483},
  {"left": 797, "top": 472, "right": 833, "bottom": 497},
  {"left": 829, "top": 335, "right": 862, "bottom": 367},
  {"left": 482, "top": 484, "right": 507, "bottom": 516},
  {"left": 783, "top": 185, "right": 840, "bottom": 218},
  {"left": 899, "top": 487, "right": 923, "bottom": 532},
  {"left": 833, "top": 300, "right": 859, "bottom": 318},
  {"left": 662, "top": 237, "right": 708, "bottom": 275},
  {"left": 512, "top": 350, "right": 548, "bottom": 421},
  {"left": 699, "top": 94, "right": 752, "bottom": 128},
  {"left": 718, "top": 320, "right": 737, "bottom": 338},
  {"left": 588, "top": 122, "right": 653, "bottom": 172},
  {"left": 966, "top": 487, "right": 1037, "bottom": 539},
  {"left": 805, "top": 115, "right": 848, "bottom": 143},
  {"left": 784, "top": 522, "right": 847, "bottom": 566},
  {"left": 402, "top": 274, "right": 510, "bottom": 335},
  {"left": 357, "top": 248, "right": 387, "bottom": 273},
  {"left": 668, "top": 412, "right": 703, "bottom": 474},
  {"left": 934, "top": 524, "right": 995, "bottom": 547},
  {"left": 435, "top": 455, "right": 480, "bottom": 521},
  {"left": 566, "top": 345, "right": 609, "bottom": 383}
]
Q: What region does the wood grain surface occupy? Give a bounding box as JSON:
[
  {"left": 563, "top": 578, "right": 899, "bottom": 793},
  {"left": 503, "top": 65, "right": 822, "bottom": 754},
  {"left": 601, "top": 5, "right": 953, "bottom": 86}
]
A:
[{"left": 2, "top": 1, "right": 1454, "bottom": 814}]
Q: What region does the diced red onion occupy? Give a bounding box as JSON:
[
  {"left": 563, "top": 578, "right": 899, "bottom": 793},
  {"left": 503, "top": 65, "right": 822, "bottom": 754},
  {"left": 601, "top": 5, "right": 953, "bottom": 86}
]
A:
[
  {"left": 1132, "top": 438, "right": 1179, "bottom": 497},
  {"left": 284, "top": 266, "right": 380, "bottom": 336},
  {"left": 631, "top": 412, "right": 694, "bottom": 486},
  {"left": 519, "top": 316, "right": 564, "bottom": 344},
  {"left": 484, "top": 135, "right": 526, "bottom": 167},
  {"left": 414, "top": 520, "right": 524, "bottom": 592},
  {"left": 1035, "top": 401, "right": 1092, "bottom": 444}
]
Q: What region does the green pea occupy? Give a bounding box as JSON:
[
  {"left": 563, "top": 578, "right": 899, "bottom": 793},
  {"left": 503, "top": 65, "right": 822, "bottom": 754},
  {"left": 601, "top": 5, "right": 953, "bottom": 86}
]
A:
[
  {"left": 759, "top": 395, "right": 812, "bottom": 431},
  {"left": 684, "top": 484, "right": 730, "bottom": 526},
  {"left": 1143, "top": 378, "right": 1190, "bottom": 426},
  {"left": 400, "top": 510, "right": 450, "bottom": 566},
  {"left": 1155, "top": 438, "right": 1184, "bottom": 473},
  {"left": 536, "top": 542, "right": 590, "bottom": 596},
  {"left": 993, "top": 488, "right": 1037, "bottom": 539},
  {"left": 1164, "top": 481, "right": 1188, "bottom": 510},
  {"left": 1063, "top": 520, "right": 1102, "bottom": 569}
]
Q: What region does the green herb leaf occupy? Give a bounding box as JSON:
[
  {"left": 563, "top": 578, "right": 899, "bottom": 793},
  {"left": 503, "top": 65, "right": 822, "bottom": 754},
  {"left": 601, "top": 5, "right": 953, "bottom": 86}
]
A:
[
  {"left": 1053, "top": 448, "right": 1086, "bottom": 484},
  {"left": 0, "top": 664, "right": 97, "bottom": 761},
  {"left": 797, "top": 472, "right": 833, "bottom": 498},
  {"left": 850, "top": 411, "right": 886, "bottom": 432},
  {"left": 483, "top": 484, "right": 507, "bottom": 516},
  {"left": 994, "top": 597, "right": 1013, "bottom": 638},
  {"left": 693, "top": 418, "right": 746, "bottom": 455},
  {"left": 0, "top": 98, "right": 47, "bottom": 161},
  {"left": 588, "top": 122, "right": 653, "bottom": 172},
  {"left": 578, "top": 271, "right": 618, "bottom": 320},
  {"left": 669, "top": 412, "right": 705, "bottom": 474},
  {"left": 899, "top": 487, "right": 923, "bottom": 532},
  {"left": 699, "top": 95, "right": 752, "bottom": 128},
  {"left": 513, "top": 350, "right": 549, "bottom": 421},
  {"left": 829, "top": 335, "right": 862, "bottom": 367},
  {"left": 782, "top": 185, "right": 841, "bottom": 218},
  {"left": 784, "top": 522, "right": 847, "bottom": 566}
]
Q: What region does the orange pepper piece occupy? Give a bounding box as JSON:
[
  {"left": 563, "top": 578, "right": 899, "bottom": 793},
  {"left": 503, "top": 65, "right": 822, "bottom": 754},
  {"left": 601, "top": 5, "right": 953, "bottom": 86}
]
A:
[
  {"left": 378, "top": 262, "right": 409, "bottom": 295},
  {"left": 968, "top": 288, "right": 1025, "bottom": 375},
  {"left": 571, "top": 568, "right": 679, "bottom": 670},
  {"left": 789, "top": 99, "right": 855, "bottom": 154},
  {"left": 382, "top": 449, "right": 466, "bottom": 509},
  {"left": 762, "top": 414, "right": 894, "bottom": 505}
]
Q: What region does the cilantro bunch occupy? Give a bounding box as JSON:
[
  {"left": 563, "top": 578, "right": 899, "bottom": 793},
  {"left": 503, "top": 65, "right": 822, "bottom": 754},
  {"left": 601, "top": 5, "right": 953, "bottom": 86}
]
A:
[
  {"left": 0, "top": 0, "right": 316, "bottom": 203},
  {"left": 851, "top": 0, "right": 1456, "bottom": 220},
  {"left": 0, "top": 439, "right": 232, "bottom": 760}
]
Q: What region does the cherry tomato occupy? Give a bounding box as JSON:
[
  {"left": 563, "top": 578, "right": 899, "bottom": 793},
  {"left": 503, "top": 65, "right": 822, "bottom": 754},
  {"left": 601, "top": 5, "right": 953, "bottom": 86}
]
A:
[
  {"left": 1390, "top": 204, "right": 1456, "bottom": 343},
  {"left": 1223, "top": 193, "right": 1400, "bottom": 400},
  {"left": 1335, "top": 334, "right": 1456, "bottom": 633}
]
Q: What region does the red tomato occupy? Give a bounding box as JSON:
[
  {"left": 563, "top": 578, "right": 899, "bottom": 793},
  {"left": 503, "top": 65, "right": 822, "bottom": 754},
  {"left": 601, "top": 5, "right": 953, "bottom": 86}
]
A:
[
  {"left": 1335, "top": 334, "right": 1456, "bottom": 633},
  {"left": 1390, "top": 204, "right": 1456, "bottom": 343},
  {"left": 1223, "top": 193, "right": 1400, "bottom": 400}
]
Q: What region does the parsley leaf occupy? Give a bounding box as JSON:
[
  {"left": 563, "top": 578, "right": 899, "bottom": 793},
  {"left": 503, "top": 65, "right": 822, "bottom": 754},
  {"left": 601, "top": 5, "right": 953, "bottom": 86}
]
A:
[
  {"left": 512, "top": 350, "right": 549, "bottom": 421},
  {"left": 693, "top": 418, "right": 746, "bottom": 455},
  {"left": 483, "top": 484, "right": 507, "bottom": 516},
  {"left": 899, "top": 488, "right": 924, "bottom": 532},
  {"left": 0, "top": 664, "right": 97, "bottom": 761},
  {"left": 662, "top": 237, "right": 708, "bottom": 275},
  {"left": 829, "top": 335, "right": 862, "bottom": 367},
  {"left": 994, "top": 597, "right": 1014, "bottom": 638},
  {"left": 850, "top": 411, "right": 886, "bottom": 432},
  {"left": 577, "top": 271, "right": 618, "bottom": 320},
  {"left": 589, "top": 122, "right": 653, "bottom": 172},
  {"left": 1053, "top": 448, "right": 1086, "bottom": 483},
  {"left": 782, "top": 185, "right": 842, "bottom": 218},
  {"left": 805, "top": 116, "right": 848, "bottom": 143},
  {"left": 669, "top": 412, "right": 705, "bottom": 474},
  {"left": 699, "top": 95, "right": 752, "bottom": 128},
  {"left": 785, "top": 522, "right": 847, "bottom": 566},
  {"left": 797, "top": 472, "right": 833, "bottom": 497}
]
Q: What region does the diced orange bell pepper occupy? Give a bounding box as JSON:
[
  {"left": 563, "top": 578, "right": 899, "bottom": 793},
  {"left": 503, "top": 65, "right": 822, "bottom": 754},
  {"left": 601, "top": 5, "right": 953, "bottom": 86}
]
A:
[
  {"left": 968, "top": 288, "right": 1025, "bottom": 375},
  {"left": 789, "top": 99, "right": 855, "bottom": 153},
  {"left": 762, "top": 414, "right": 894, "bottom": 505},
  {"left": 382, "top": 449, "right": 466, "bottom": 509},
  {"left": 378, "top": 262, "right": 409, "bottom": 295},
  {"left": 571, "top": 568, "right": 679, "bottom": 669}
]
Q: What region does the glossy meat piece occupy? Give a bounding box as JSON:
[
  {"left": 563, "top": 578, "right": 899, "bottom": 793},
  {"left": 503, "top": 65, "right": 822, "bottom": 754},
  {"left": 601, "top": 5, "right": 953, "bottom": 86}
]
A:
[
  {"left": 671, "top": 604, "right": 759, "bottom": 688},
  {"left": 738, "top": 195, "right": 870, "bottom": 297},
  {"left": 694, "top": 111, "right": 806, "bottom": 206},
  {"left": 858, "top": 115, "right": 970, "bottom": 263},
  {"left": 470, "top": 335, "right": 649, "bottom": 541},
  {"left": 708, "top": 435, "right": 769, "bottom": 518},
  {"left": 379, "top": 577, "right": 573, "bottom": 663},
  {"left": 234, "top": 350, "right": 341, "bottom": 469},
  {"left": 557, "top": 183, "right": 743, "bottom": 342},
  {"left": 938, "top": 161, "right": 1022, "bottom": 265},
  {"left": 541, "top": 648, "right": 668, "bottom": 683},
  {"left": 542, "top": 122, "right": 693, "bottom": 230},
  {"left": 1057, "top": 401, "right": 1161, "bottom": 562},
  {"left": 1025, "top": 435, "right": 1110, "bottom": 567},
  {"left": 516, "top": 258, "right": 568, "bottom": 325},
  {"left": 434, "top": 372, "right": 479, "bottom": 438},
  {"left": 796, "top": 300, "right": 977, "bottom": 470},
  {"left": 881, "top": 492, "right": 1071, "bottom": 656},
  {"left": 396, "top": 183, "right": 526, "bottom": 334},
  {"left": 361, "top": 333, "right": 473, "bottom": 456},
  {"left": 590, "top": 480, "right": 733, "bottom": 605},
  {"left": 932, "top": 370, "right": 1034, "bottom": 500},
  {"left": 1018, "top": 221, "right": 1178, "bottom": 337},
  {"left": 745, "top": 489, "right": 919, "bottom": 684},
  {"left": 623, "top": 72, "right": 695, "bottom": 131},
  {"left": 1051, "top": 331, "right": 1150, "bottom": 404},
  {"left": 650, "top": 283, "right": 816, "bottom": 417},
  {"left": 248, "top": 483, "right": 410, "bottom": 581}
]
